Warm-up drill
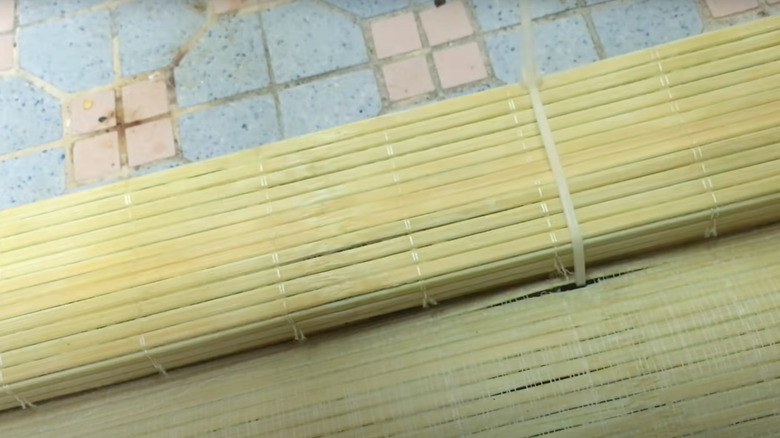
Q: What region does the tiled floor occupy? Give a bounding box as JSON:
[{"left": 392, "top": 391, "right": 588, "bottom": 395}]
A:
[{"left": 0, "top": 0, "right": 776, "bottom": 210}]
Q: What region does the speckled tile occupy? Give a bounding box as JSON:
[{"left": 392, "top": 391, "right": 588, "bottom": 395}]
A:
[
  {"left": 116, "top": 0, "right": 207, "bottom": 77},
  {"left": 0, "top": 78, "right": 62, "bottom": 155},
  {"left": 18, "top": 11, "right": 113, "bottom": 92},
  {"left": 592, "top": 0, "right": 703, "bottom": 58},
  {"left": 472, "top": 0, "right": 577, "bottom": 32},
  {"left": 486, "top": 15, "right": 599, "bottom": 83},
  {"left": 17, "top": 0, "right": 106, "bottom": 25},
  {"left": 131, "top": 160, "right": 185, "bottom": 177},
  {"left": 262, "top": 1, "right": 367, "bottom": 83},
  {"left": 322, "top": 0, "right": 408, "bottom": 17},
  {"left": 0, "top": 148, "right": 66, "bottom": 209},
  {"left": 175, "top": 13, "right": 270, "bottom": 108},
  {"left": 279, "top": 69, "right": 381, "bottom": 138},
  {"left": 178, "top": 94, "right": 280, "bottom": 162}
]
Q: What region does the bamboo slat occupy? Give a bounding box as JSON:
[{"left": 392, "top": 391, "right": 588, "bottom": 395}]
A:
[
  {"left": 1, "top": 221, "right": 778, "bottom": 437},
  {"left": 1, "top": 16, "right": 780, "bottom": 411}
]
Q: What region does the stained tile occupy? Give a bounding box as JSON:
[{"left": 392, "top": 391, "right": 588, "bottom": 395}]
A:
[
  {"left": 486, "top": 15, "right": 599, "bottom": 84},
  {"left": 0, "top": 0, "right": 14, "bottom": 32},
  {"left": 121, "top": 80, "right": 169, "bottom": 123},
  {"left": 212, "top": 0, "right": 257, "bottom": 14},
  {"left": 131, "top": 160, "right": 184, "bottom": 177},
  {"left": 69, "top": 89, "right": 117, "bottom": 135},
  {"left": 72, "top": 131, "right": 120, "bottom": 182},
  {"left": 371, "top": 13, "right": 422, "bottom": 59},
  {"left": 279, "top": 69, "right": 381, "bottom": 138},
  {"left": 433, "top": 42, "right": 487, "bottom": 89},
  {"left": 116, "top": 0, "right": 207, "bottom": 77},
  {"left": 0, "top": 78, "right": 62, "bottom": 155},
  {"left": 705, "top": 0, "right": 759, "bottom": 17},
  {"left": 383, "top": 57, "right": 434, "bottom": 101},
  {"left": 0, "top": 148, "right": 66, "bottom": 209},
  {"left": 322, "top": 0, "right": 407, "bottom": 17},
  {"left": 126, "top": 118, "right": 177, "bottom": 167},
  {"left": 419, "top": 1, "right": 473, "bottom": 46},
  {"left": 18, "top": 11, "right": 113, "bottom": 92},
  {"left": 592, "top": 0, "right": 703, "bottom": 58},
  {"left": 178, "top": 94, "right": 279, "bottom": 162},
  {"left": 17, "top": 0, "right": 105, "bottom": 25},
  {"left": 0, "top": 34, "right": 12, "bottom": 71},
  {"left": 472, "top": 0, "right": 577, "bottom": 32},
  {"left": 175, "top": 13, "right": 270, "bottom": 108},
  {"left": 263, "top": 1, "right": 367, "bottom": 83}
]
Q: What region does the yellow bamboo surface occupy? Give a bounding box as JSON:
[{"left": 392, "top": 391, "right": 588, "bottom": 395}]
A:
[
  {"left": 1, "top": 16, "right": 780, "bottom": 411},
  {"left": 1, "top": 222, "right": 779, "bottom": 437}
]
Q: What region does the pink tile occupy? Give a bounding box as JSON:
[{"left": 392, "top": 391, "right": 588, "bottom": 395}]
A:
[
  {"left": 383, "top": 57, "right": 434, "bottom": 101},
  {"left": 0, "top": 34, "right": 12, "bottom": 71},
  {"left": 126, "top": 118, "right": 176, "bottom": 167},
  {"left": 70, "top": 90, "right": 116, "bottom": 135},
  {"left": 371, "top": 13, "right": 422, "bottom": 59},
  {"left": 419, "top": 1, "right": 473, "bottom": 46},
  {"left": 705, "top": 0, "right": 759, "bottom": 16},
  {"left": 433, "top": 42, "right": 487, "bottom": 89},
  {"left": 211, "top": 0, "right": 256, "bottom": 14},
  {"left": 0, "top": 0, "right": 14, "bottom": 33},
  {"left": 73, "top": 131, "right": 120, "bottom": 182},
  {"left": 121, "top": 79, "right": 169, "bottom": 123}
]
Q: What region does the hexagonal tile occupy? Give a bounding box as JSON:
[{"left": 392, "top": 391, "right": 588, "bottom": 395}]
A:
[
  {"left": 0, "top": 148, "right": 66, "bottom": 210},
  {"left": 116, "top": 0, "right": 207, "bottom": 77},
  {"left": 17, "top": 0, "right": 106, "bottom": 25},
  {"left": 262, "top": 1, "right": 367, "bottom": 83},
  {"left": 322, "top": 0, "right": 407, "bottom": 17},
  {"left": 18, "top": 10, "right": 114, "bottom": 92},
  {"left": 175, "top": 13, "right": 270, "bottom": 108},
  {"left": 0, "top": 78, "right": 62, "bottom": 155}
]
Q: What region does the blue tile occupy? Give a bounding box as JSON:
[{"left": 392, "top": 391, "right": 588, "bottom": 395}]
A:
[
  {"left": 592, "top": 0, "right": 703, "bottom": 58},
  {"left": 17, "top": 0, "right": 108, "bottom": 25},
  {"left": 0, "top": 78, "right": 62, "bottom": 155},
  {"left": 445, "top": 82, "right": 497, "bottom": 98},
  {"left": 116, "top": 0, "right": 206, "bottom": 77},
  {"left": 279, "top": 69, "right": 381, "bottom": 138},
  {"left": 486, "top": 15, "right": 598, "bottom": 84},
  {"left": 131, "top": 160, "right": 185, "bottom": 176},
  {"left": 18, "top": 11, "right": 113, "bottom": 92},
  {"left": 585, "top": 0, "right": 611, "bottom": 4},
  {"left": 322, "top": 0, "right": 407, "bottom": 17},
  {"left": 175, "top": 13, "right": 270, "bottom": 108},
  {"left": 472, "top": 0, "right": 577, "bottom": 32},
  {"left": 262, "top": 1, "right": 367, "bottom": 83},
  {"left": 0, "top": 148, "right": 66, "bottom": 210},
  {"left": 178, "top": 94, "right": 280, "bottom": 162}
]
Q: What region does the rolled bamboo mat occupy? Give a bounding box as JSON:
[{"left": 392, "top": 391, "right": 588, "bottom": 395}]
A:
[
  {"left": 2, "top": 15, "right": 780, "bottom": 411},
  {"left": 2, "top": 222, "right": 779, "bottom": 437}
]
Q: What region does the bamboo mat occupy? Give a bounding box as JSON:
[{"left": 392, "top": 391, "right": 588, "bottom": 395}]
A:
[
  {"left": 1, "top": 222, "right": 778, "bottom": 437},
  {"left": 1, "top": 15, "right": 780, "bottom": 411}
]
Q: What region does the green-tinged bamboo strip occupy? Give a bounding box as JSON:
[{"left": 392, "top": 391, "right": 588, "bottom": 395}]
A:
[{"left": 1, "top": 16, "right": 780, "bottom": 411}]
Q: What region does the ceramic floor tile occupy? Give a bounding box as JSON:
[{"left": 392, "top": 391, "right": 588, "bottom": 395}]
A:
[
  {"left": 322, "top": 0, "right": 408, "bottom": 17},
  {"left": 0, "top": 148, "right": 66, "bottom": 209},
  {"left": 0, "top": 78, "right": 62, "bottom": 155},
  {"left": 472, "top": 0, "right": 577, "bottom": 32},
  {"left": 486, "top": 15, "right": 599, "bottom": 83},
  {"left": 433, "top": 42, "right": 488, "bottom": 89},
  {"left": 178, "top": 94, "right": 280, "bottom": 162},
  {"left": 371, "top": 13, "right": 422, "bottom": 59},
  {"left": 593, "top": 0, "right": 703, "bottom": 58},
  {"left": 279, "top": 69, "right": 381, "bottom": 137},
  {"left": 263, "top": 1, "right": 367, "bottom": 83},
  {"left": 69, "top": 89, "right": 117, "bottom": 135},
  {"left": 175, "top": 13, "right": 270, "bottom": 108},
  {"left": 419, "top": 1, "right": 473, "bottom": 46},
  {"left": 383, "top": 56, "right": 435, "bottom": 101},
  {"left": 121, "top": 80, "right": 170, "bottom": 123},
  {"left": 705, "top": 0, "right": 759, "bottom": 17},
  {"left": 0, "top": 34, "right": 13, "bottom": 71},
  {"left": 17, "top": 0, "right": 106, "bottom": 25},
  {"left": 211, "top": 0, "right": 257, "bottom": 14},
  {"left": 126, "top": 118, "right": 177, "bottom": 167},
  {"left": 18, "top": 11, "right": 113, "bottom": 92},
  {"left": 0, "top": 0, "right": 14, "bottom": 32},
  {"left": 72, "top": 131, "right": 120, "bottom": 182},
  {"left": 116, "top": 0, "right": 206, "bottom": 77}
]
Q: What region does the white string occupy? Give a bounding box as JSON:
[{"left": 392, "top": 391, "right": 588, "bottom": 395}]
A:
[{"left": 519, "top": 0, "right": 586, "bottom": 286}]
